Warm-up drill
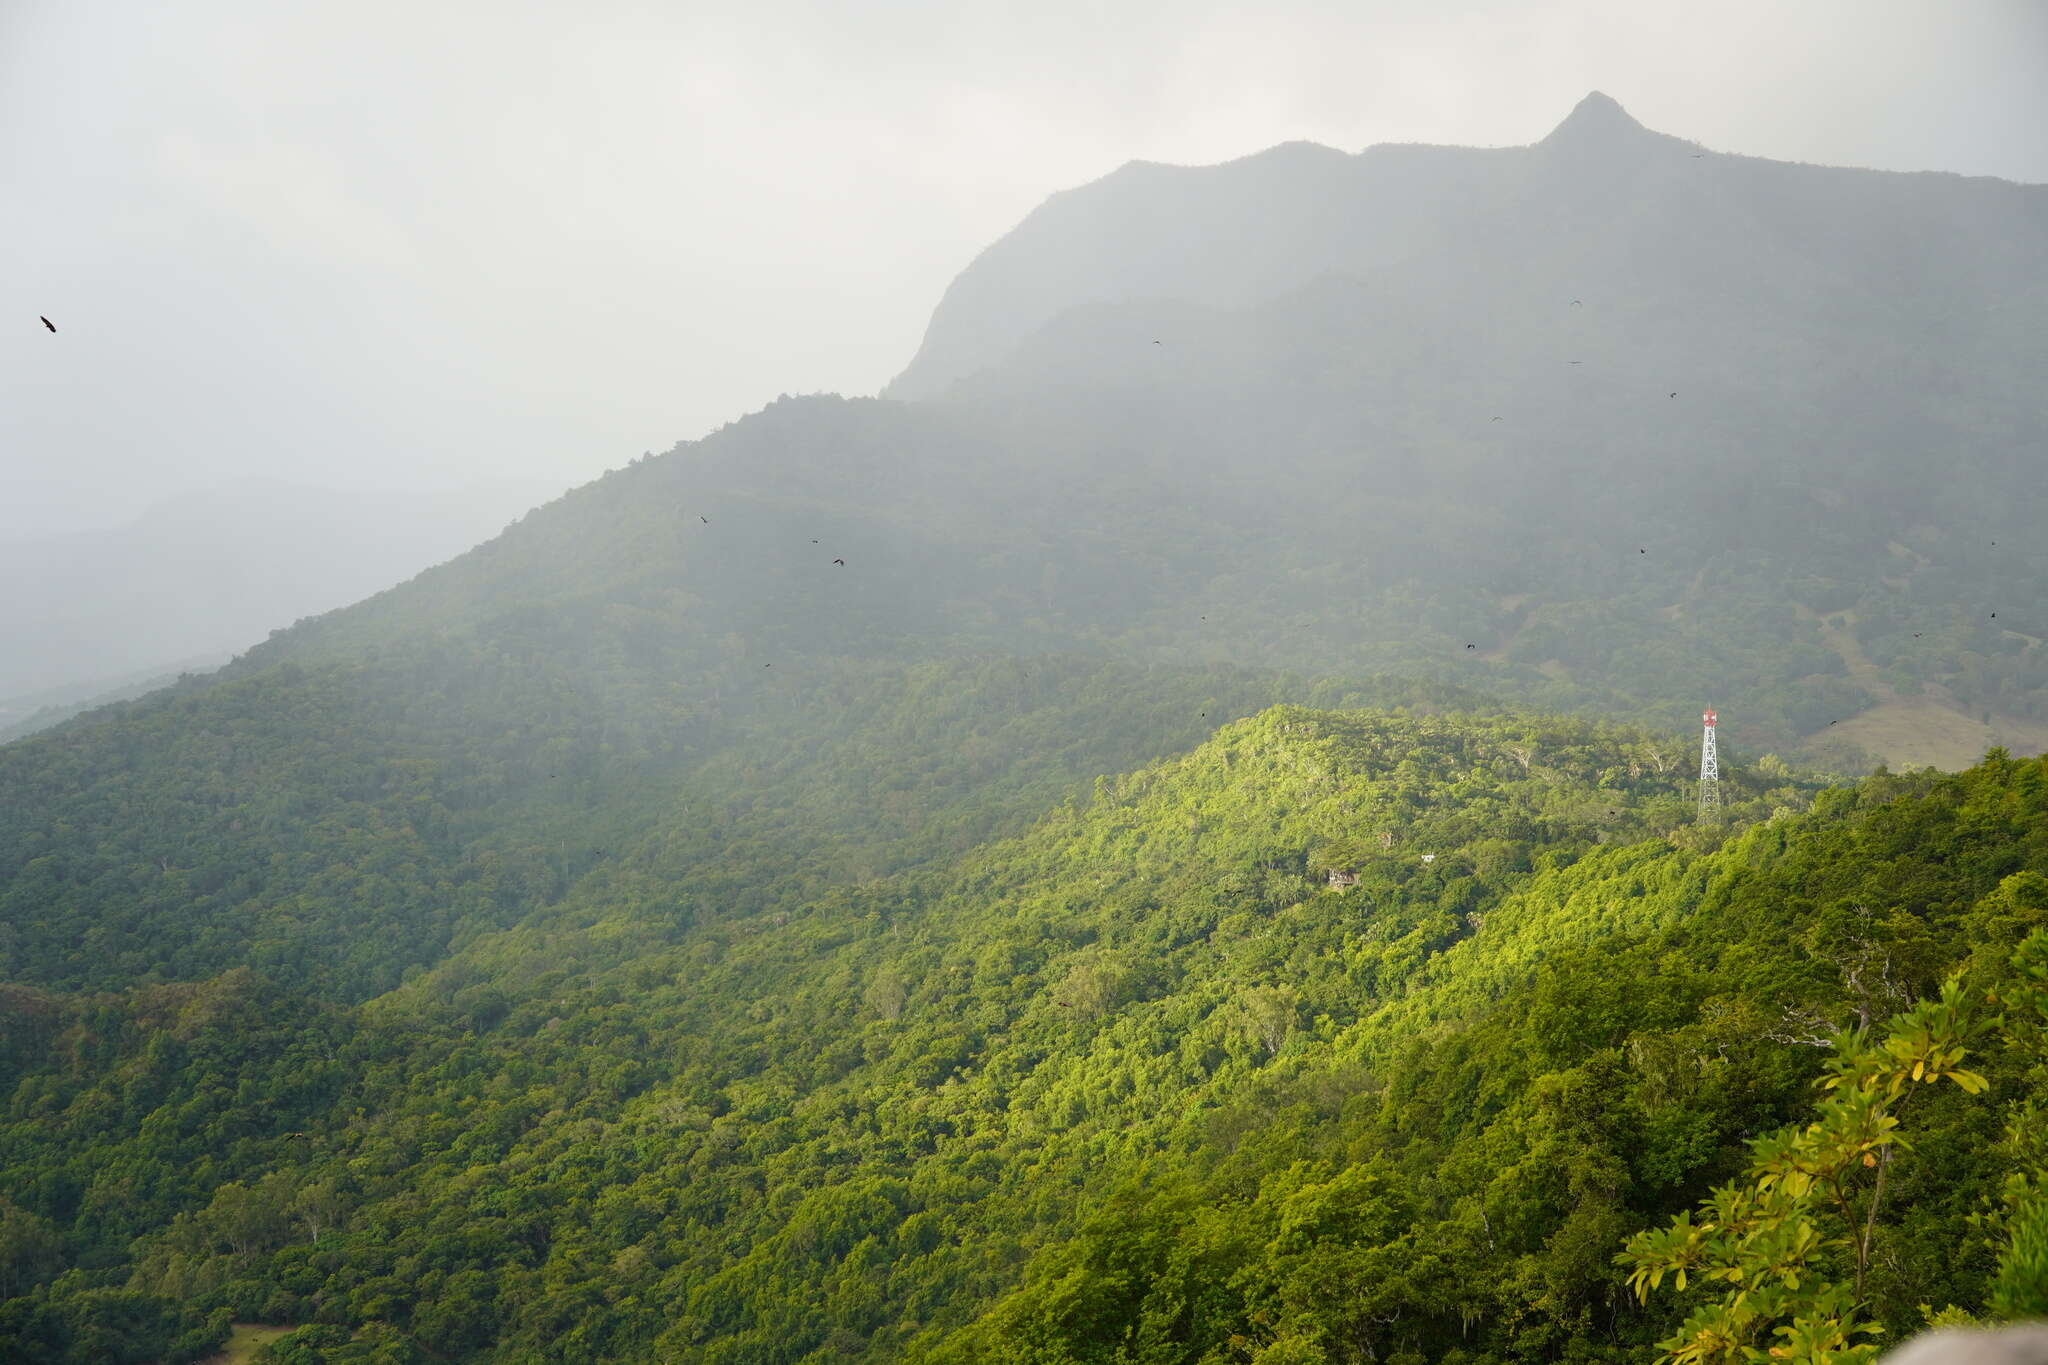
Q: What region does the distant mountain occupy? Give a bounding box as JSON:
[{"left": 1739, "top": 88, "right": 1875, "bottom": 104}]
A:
[
  {"left": 0, "top": 655, "right": 228, "bottom": 744},
  {"left": 207, "top": 81, "right": 2048, "bottom": 767},
  {"left": 878, "top": 91, "right": 2048, "bottom": 764},
  {"left": 0, "top": 477, "right": 560, "bottom": 700},
  {"left": 891, "top": 91, "right": 2046, "bottom": 403},
  {"left": 11, "top": 95, "right": 2045, "bottom": 770}
]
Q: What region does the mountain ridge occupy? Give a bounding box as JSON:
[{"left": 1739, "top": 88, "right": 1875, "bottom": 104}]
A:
[{"left": 887, "top": 91, "right": 2048, "bottom": 402}]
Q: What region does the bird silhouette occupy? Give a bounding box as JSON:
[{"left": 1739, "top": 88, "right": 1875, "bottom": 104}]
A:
[
  {"left": 833, "top": 558, "right": 845, "bottom": 566},
  {"left": 1669, "top": 392, "right": 1678, "bottom": 398},
  {"left": 1639, "top": 548, "right": 1646, "bottom": 554},
  {"left": 40, "top": 316, "right": 56, "bottom": 332},
  {"left": 1567, "top": 360, "right": 1583, "bottom": 364},
  {"left": 699, "top": 515, "right": 708, "bottom": 524},
  {"left": 1570, "top": 300, "right": 1581, "bottom": 307},
  {"left": 1491, "top": 416, "right": 1503, "bottom": 421},
  {"left": 1466, "top": 644, "right": 1475, "bottom": 649}
]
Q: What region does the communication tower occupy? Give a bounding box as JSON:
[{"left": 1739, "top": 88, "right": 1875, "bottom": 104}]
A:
[{"left": 1697, "top": 708, "right": 1722, "bottom": 824}]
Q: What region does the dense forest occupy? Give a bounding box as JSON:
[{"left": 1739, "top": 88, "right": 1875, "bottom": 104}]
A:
[
  {"left": 4, "top": 700, "right": 2047, "bottom": 1362},
  {"left": 5, "top": 94, "right": 2048, "bottom": 1363}
]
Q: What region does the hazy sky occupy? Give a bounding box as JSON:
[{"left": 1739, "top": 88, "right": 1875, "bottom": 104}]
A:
[{"left": 4, "top": 0, "right": 2044, "bottom": 536}]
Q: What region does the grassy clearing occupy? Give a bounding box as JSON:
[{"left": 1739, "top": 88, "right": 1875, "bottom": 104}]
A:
[
  {"left": 1828, "top": 697, "right": 2015, "bottom": 771},
  {"left": 1800, "top": 608, "right": 2048, "bottom": 769},
  {"left": 198, "top": 1323, "right": 290, "bottom": 1365}
]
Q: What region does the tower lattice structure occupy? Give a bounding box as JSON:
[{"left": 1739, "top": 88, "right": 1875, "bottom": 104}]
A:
[{"left": 1697, "top": 708, "right": 1722, "bottom": 824}]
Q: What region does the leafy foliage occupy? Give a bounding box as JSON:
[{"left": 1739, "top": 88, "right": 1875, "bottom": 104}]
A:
[
  {"left": 1620, "top": 979, "right": 1994, "bottom": 1365},
  {"left": 8, "top": 702, "right": 2045, "bottom": 1363}
]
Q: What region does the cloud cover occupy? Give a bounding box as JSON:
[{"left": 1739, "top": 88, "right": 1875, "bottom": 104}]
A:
[{"left": 3, "top": 0, "right": 2043, "bottom": 535}]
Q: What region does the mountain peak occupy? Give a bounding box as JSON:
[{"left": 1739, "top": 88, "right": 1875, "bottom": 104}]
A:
[{"left": 1541, "top": 91, "right": 1647, "bottom": 145}]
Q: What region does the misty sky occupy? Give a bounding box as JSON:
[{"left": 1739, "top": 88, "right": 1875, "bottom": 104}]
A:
[{"left": 4, "top": 0, "right": 2045, "bottom": 538}]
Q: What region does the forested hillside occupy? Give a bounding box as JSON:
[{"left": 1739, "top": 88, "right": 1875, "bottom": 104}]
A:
[
  {"left": 3, "top": 713, "right": 2047, "bottom": 1361},
  {"left": 4, "top": 92, "right": 2048, "bottom": 1364},
  {"left": 5, "top": 654, "right": 1463, "bottom": 999}
]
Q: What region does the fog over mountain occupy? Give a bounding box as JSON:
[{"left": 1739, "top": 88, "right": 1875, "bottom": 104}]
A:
[{"left": 0, "top": 476, "right": 556, "bottom": 710}]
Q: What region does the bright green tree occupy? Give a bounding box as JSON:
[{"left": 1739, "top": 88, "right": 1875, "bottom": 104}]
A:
[{"left": 1620, "top": 977, "right": 1993, "bottom": 1365}]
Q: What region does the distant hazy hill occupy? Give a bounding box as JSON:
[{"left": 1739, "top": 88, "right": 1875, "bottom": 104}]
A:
[
  {"left": 187, "top": 94, "right": 2046, "bottom": 771},
  {"left": 879, "top": 92, "right": 2048, "bottom": 764},
  {"left": 0, "top": 477, "right": 559, "bottom": 701},
  {"left": 11, "top": 95, "right": 2045, "bottom": 769},
  {"left": 0, "top": 656, "right": 228, "bottom": 745},
  {"left": 891, "top": 92, "right": 2047, "bottom": 403}
]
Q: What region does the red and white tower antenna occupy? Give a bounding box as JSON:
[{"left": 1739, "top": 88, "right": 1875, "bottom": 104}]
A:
[{"left": 1698, "top": 708, "right": 1722, "bottom": 824}]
